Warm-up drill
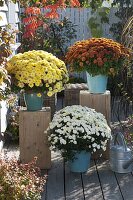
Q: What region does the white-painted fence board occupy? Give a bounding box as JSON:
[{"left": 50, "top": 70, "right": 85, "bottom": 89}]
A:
[
  {"left": 0, "top": 12, "right": 8, "bottom": 26},
  {"left": 55, "top": 8, "right": 118, "bottom": 45}
]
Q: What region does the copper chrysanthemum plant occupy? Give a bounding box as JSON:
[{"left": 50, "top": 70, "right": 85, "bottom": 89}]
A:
[{"left": 66, "top": 38, "right": 131, "bottom": 76}]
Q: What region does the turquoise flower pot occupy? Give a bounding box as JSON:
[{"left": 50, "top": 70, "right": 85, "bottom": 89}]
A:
[
  {"left": 24, "top": 93, "right": 43, "bottom": 111},
  {"left": 86, "top": 72, "right": 108, "bottom": 94},
  {"left": 69, "top": 151, "right": 91, "bottom": 173}
]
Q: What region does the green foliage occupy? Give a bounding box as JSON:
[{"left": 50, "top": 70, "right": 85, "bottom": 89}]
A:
[
  {"left": 110, "top": 0, "right": 133, "bottom": 41},
  {"left": 43, "top": 18, "right": 77, "bottom": 59},
  {"left": 68, "top": 75, "right": 85, "bottom": 83},
  {"left": 89, "top": 0, "right": 103, "bottom": 11},
  {"left": 0, "top": 157, "right": 46, "bottom": 200},
  {"left": 88, "top": 3, "right": 110, "bottom": 37},
  {"left": 21, "top": 17, "right": 77, "bottom": 59},
  {"left": 88, "top": 16, "right": 103, "bottom": 37}
]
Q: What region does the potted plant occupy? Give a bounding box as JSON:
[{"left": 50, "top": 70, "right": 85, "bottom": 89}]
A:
[
  {"left": 46, "top": 105, "right": 111, "bottom": 172},
  {"left": 66, "top": 38, "right": 130, "bottom": 93},
  {"left": 6, "top": 50, "right": 69, "bottom": 111}
]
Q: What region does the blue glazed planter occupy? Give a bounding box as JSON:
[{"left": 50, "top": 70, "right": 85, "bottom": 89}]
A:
[
  {"left": 69, "top": 151, "right": 91, "bottom": 173},
  {"left": 86, "top": 72, "right": 108, "bottom": 94},
  {"left": 24, "top": 93, "right": 43, "bottom": 111}
]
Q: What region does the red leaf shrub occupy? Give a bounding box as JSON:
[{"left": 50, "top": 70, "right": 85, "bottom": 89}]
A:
[{"left": 0, "top": 157, "right": 47, "bottom": 200}]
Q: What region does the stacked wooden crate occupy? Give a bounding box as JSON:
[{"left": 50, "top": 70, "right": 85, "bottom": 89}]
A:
[{"left": 64, "top": 83, "right": 88, "bottom": 106}]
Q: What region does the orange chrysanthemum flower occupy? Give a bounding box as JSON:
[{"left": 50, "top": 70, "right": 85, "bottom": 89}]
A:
[{"left": 66, "top": 38, "right": 131, "bottom": 76}]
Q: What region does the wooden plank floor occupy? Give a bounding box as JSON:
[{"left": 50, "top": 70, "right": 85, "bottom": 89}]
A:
[{"left": 2, "top": 145, "right": 133, "bottom": 200}]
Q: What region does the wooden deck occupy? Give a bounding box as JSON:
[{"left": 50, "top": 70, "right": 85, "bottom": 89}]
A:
[{"left": 2, "top": 145, "right": 133, "bottom": 200}]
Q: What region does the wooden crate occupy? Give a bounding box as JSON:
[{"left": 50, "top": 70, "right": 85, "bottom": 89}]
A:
[
  {"left": 43, "top": 94, "right": 57, "bottom": 118},
  {"left": 80, "top": 90, "right": 111, "bottom": 159},
  {"left": 19, "top": 94, "right": 57, "bottom": 119},
  {"left": 19, "top": 107, "right": 51, "bottom": 169},
  {"left": 64, "top": 83, "right": 88, "bottom": 106}
]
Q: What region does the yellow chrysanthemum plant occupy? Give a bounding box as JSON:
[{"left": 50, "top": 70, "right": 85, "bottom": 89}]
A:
[{"left": 6, "top": 50, "right": 69, "bottom": 97}]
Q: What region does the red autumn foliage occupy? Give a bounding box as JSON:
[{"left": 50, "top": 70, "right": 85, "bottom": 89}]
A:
[{"left": 22, "top": 0, "right": 80, "bottom": 39}]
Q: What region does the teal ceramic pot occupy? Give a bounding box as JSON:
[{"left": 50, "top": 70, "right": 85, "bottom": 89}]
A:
[
  {"left": 86, "top": 72, "right": 108, "bottom": 94},
  {"left": 24, "top": 93, "right": 43, "bottom": 111},
  {"left": 69, "top": 151, "right": 91, "bottom": 173}
]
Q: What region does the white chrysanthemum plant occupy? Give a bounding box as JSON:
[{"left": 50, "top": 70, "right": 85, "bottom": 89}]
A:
[{"left": 46, "top": 105, "right": 112, "bottom": 161}]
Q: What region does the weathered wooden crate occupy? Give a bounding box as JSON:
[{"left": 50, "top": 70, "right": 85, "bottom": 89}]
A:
[
  {"left": 19, "top": 107, "right": 51, "bottom": 169},
  {"left": 64, "top": 83, "right": 88, "bottom": 106},
  {"left": 19, "top": 94, "right": 57, "bottom": 119},
  {"left": 43, "top": 94, "right": 57, "bottom": 118},
  {"left": 80, "top": 90, "right": 111, "bottom": 159}
]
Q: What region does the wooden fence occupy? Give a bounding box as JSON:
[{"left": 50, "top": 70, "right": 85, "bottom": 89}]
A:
[{"left": 46, "top": 8, "right": 119, "bottom": 46}]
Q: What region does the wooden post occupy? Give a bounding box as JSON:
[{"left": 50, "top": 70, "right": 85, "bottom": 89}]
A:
[
  {"left": 19, "top": 107, "right": 51, "bottom": 169},
  {"left": 80, "top": 90, "right": 111, "bottom": 159}
]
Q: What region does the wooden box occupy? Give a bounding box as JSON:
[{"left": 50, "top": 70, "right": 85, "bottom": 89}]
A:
[
  {"left": 80, "top": 90, "right": 111, "bottom": 159},
  {"left": 64, "top": 83, "right": 88, "bottom": 106},
  {"left": 43, "top": 94, "right": 57, "bottom": 119},
  {"left": 19, "top": 107, "right": 51, "bottom": 169}
]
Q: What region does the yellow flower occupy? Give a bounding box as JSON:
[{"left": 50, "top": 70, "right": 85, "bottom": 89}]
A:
[
  {"left": 28, "top": 83, "right": 34, "bottom": 88},
  {"left": 18, "top": 82, "right": 24, "bottom": 88},
  {"left": 46, "top": 83, "right": 49, "bottom": 88},
  {"left": 48, "top": 87, "right": 52, "bottom": 91},
  {"left": 47, "top": 91, "right": 53, "bottom": 97},
  {"left": 35, "top": 81, "right": 41, "bottom": 87},
  {"left": 0, "top": 77, "right": 3, "bottom": 85},
  {"left": 48, "top": 79, "right": 53, "bottom": 84},
  {"left": 37, "top": 93, "right": 42, "bottom": 97}
]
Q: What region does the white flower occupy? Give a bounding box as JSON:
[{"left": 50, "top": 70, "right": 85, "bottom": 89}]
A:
[
  {"left": 73, "top": 129, "right": 77, "bottom": 134},
  {"left": 92, "top": 143, "right": 97, "bottom": 147},
  {"left": 97, "top": 145, "right": 100, "bottom": 149},
  {"left": 49, "top": 146, "right": 54, "bottom": 151},
  {"left": 73, "top": 141, "right": 77, "bottom": 144},
  {"left": 46, "top": 105, "right": 112, "bottom": 155},
  {"left": 96, "top": 131, "right": 100, "bottom": 136},
  {"left": 102, "top": 146, "right": 106, "bottom": 151},
  {"left": 60, "top": 138, "right": 66, "bottom": 145},
  {"left": 57, "top": 123, "right": 62, "bottom": 128}
]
